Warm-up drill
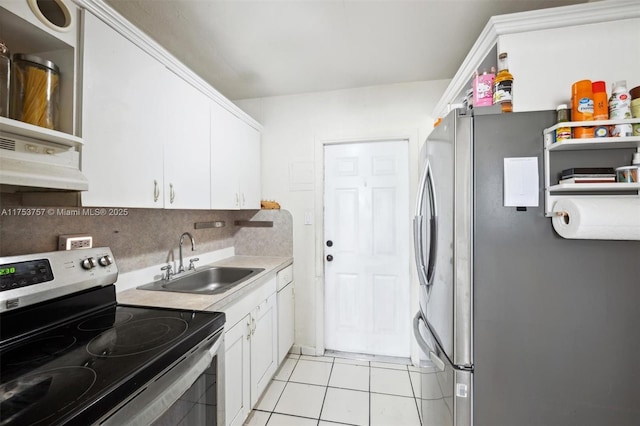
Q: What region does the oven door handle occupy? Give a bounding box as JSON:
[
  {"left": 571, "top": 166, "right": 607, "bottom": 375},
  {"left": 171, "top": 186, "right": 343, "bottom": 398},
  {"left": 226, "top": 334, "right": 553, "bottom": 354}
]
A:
[{"left": 100, "top": 332, "right": 224, "bottom": 426}]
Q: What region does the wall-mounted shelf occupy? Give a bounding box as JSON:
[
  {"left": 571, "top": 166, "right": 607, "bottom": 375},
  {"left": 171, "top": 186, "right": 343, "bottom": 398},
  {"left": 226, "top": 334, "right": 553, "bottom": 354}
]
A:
[
  {"left": 0, "top": 4, "right": 78, "bottom": 137},
  {"left": 543, "top": 118, "right": 640, "bottom": 217},
  {"left": 546, "top": 138, "right": 640, "bottom": 151},
  {"left": 549, "top": 182, "right": 640, "bottom": 192},
  {"left": 234, "top": 221, "right": 274, "bottom": 228},
  {"left": 0, "top": 116, "right": 83, "bottom": 148}
]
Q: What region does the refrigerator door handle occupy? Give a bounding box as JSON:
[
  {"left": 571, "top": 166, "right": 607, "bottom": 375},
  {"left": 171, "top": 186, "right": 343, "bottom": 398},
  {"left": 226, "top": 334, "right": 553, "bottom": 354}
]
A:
[
  {"left": 413, "top": 215, "right": 429, "bottom": 288},
  {"left": 414, "top": 159, "right": 430, "bottom": 288},
  {"left": 425, "top": 160, "right": 438, "bottom": 286},
  {"left": 414, "top": 160, "right": 437, "bottom": 287}
]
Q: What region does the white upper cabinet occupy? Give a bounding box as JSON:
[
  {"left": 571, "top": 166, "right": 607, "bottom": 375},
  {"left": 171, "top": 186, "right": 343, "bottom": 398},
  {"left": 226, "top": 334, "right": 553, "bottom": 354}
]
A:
[
  {"left": 81, "top": 11, "right": 212, "bottom": 209},
  {"left": 80, "top": 2, "right": 262, "bottom": 209},
  {"left": 211, "top": 103, "right": 261, "bottom": 210},
  {"left": 163, "top": 72, "right": 211, "bottom": 209},
  {"left": 237, "top": 122, "right": 261, "bottom": 210},
  {"left": 81, "top": 11, "right": 165, "bottom": 208}
]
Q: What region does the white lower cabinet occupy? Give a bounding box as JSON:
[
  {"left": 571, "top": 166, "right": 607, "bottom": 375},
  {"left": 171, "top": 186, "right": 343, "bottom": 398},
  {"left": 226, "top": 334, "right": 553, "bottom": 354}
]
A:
[
  {"left": 250, "top": 294, "right": 278, "bottom": 403},
  {"left": 224, "top": 315, "right": 251, "bottom": 426},
  {"left": 276, "top": 265, "right": 295, "bottom": 364},
  {"left": 223, "top": 281, "right": 278, "bottom": 426}
]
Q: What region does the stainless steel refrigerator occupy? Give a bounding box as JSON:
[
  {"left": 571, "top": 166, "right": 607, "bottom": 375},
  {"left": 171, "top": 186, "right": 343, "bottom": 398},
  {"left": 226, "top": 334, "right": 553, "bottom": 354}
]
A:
[{"left": 412, "top": 108, "right": 640, "bottom": 426}]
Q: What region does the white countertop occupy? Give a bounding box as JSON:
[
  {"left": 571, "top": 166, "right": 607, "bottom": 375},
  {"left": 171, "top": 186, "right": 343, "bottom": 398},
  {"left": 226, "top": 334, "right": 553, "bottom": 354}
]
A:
[{"left": 116, "top": 255, "right": 293, "bottom": 312}]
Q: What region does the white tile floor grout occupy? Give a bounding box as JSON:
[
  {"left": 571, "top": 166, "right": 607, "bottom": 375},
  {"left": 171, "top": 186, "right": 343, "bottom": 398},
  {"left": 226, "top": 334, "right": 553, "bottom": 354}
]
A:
[{"left": 245, "top": 352, "right": 422, "bottom": 426}]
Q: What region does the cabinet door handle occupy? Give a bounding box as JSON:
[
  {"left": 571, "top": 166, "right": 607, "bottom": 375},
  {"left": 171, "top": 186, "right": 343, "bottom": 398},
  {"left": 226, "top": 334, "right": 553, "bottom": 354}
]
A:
[
  {"left": 169, "top": 183, "right": 175, "bottom": 204},
  {"left": 235, "top": 193, "right": 240, "bottom": 208},
  {"left": 153, "top": 180, "right": 160, "bottom": 202},
  {"left": 242, "top": 193, "right": 246, "bottom": 206},
  {"left": 251, "top": 317, "right": 256, "bottom": 335},
  {"left": 247, "top": 319, "right": 252, "bottom": 340}
]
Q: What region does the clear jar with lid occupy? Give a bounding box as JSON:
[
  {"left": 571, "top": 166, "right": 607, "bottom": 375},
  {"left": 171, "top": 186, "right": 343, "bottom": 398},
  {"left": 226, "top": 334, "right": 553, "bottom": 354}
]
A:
[
  {"left": 10, "top": 54, "right": 60, "bottom": 130},
  {"left": 0, "top": 41, "right": 9, "bottom": 118},
  {"left": 555, "top": 104, "right": 571, "bottom": 143}
]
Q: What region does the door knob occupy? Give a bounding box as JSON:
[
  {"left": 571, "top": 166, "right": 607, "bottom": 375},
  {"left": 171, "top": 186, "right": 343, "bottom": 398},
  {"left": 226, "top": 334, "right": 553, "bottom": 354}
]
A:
[
  {"left": 326, "top": 254, "right": 333, "bottom": 262},
  {"left": 326, "top": 240, "right": 333, "bottom": 247}
]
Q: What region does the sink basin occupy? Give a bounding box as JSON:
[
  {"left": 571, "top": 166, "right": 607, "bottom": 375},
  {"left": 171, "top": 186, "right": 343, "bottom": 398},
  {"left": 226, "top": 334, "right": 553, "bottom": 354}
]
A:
[{"left": 138, "top": 266, "right": 264, "bottom": 295}]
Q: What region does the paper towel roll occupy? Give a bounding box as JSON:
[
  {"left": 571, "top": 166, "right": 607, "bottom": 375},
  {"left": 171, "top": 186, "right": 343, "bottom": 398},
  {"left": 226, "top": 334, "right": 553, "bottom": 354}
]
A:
[{"left": 551, "top": 197, "right": 640, "bottom": 240}]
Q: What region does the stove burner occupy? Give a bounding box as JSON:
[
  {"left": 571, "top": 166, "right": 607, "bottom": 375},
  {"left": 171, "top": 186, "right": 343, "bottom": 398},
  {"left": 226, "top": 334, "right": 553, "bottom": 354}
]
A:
[
  {"left": 77, "top": 311, "right": 134, "bottom": 331},
  {"left": 86, "top": 317, "right": 188, "bottom": 357},
  {"left": 0, "top": 366, "right": 97, "bottom": 425},
  {"left": 3, "top": 335, "right": 77, "bottom": 367}
]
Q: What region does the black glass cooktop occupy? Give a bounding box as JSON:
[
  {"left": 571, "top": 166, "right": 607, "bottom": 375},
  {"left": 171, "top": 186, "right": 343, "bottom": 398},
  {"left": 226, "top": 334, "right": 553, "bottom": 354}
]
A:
[{"left": 0, "top": 285, "right": 225, "bottom": 425}]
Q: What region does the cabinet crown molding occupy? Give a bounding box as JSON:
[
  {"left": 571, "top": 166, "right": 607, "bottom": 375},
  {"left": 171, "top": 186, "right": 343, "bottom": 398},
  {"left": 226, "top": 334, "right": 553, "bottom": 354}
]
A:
[
  {"left": 432, "top": 0, "right": 640, "bottom": 119},
  {"left": 73, "top": 0, "right": 263, "bottom": 131}
]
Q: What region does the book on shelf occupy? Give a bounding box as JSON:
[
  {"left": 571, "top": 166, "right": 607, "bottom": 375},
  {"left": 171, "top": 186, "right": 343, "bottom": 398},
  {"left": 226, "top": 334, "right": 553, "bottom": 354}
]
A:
[
  {"left": 558, "top": 177, "right": 616, "bottom": 184},
  {"left": 560, "top": 167, "right": 615, "bottom": 178}
]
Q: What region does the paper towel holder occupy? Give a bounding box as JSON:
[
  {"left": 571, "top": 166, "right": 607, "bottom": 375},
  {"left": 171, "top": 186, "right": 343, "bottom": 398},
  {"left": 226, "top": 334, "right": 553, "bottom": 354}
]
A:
[{"left": 555, "top": 211, "right": 570, "bottom": 224}]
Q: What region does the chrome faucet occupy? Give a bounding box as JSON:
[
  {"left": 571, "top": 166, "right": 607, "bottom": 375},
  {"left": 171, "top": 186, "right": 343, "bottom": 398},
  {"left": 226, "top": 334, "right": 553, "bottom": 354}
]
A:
[{"left": 178, "top": 232, "right": 196, "bottom": 273}]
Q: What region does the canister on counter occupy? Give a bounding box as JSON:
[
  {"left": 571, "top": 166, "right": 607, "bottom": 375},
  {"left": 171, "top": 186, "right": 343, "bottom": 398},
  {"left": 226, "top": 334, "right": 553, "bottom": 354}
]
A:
[
  {"left": 571, "top": 80, "right": 594, "bottom": 138},
  {"left": 10, "top": 54, "right": 60, "bottom": 130}
]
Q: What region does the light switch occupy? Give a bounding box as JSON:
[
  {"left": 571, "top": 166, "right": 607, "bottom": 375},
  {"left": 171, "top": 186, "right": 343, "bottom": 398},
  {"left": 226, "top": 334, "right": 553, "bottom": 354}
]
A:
[{"left": 304, "top": 211, "right": 313, "bottom": 225}]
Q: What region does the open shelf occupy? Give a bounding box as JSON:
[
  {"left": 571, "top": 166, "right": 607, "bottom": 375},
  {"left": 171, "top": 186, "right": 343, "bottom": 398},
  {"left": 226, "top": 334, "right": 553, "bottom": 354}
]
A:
[
  {"left": 543, "top": 117, "right": 639, "bottom": 216},
  {"left": 0, "top": 116, "right": 83, "bottom": 147},
  {"left": 549, "top": 182, "right": 640, "bottom": 192}
]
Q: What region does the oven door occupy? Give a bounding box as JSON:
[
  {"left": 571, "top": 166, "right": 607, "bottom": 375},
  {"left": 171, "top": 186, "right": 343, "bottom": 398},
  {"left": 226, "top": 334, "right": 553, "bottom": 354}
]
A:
[{"left": 99, "top": 330, "right": 225, "bottom": 426}]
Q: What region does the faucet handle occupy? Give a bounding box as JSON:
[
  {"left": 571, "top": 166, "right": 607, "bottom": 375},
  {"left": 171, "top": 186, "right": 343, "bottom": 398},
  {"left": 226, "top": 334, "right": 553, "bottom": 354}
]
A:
[
  {"left": 160, "top": 264, "right": 173, "bottom": 280},
  {"left": 188, "top": 258, "right": 200, "bottom": 271}
]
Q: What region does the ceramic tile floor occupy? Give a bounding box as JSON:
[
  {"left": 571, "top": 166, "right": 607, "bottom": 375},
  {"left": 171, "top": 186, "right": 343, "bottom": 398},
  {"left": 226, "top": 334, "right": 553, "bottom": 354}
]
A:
[{"left": 244, "top": 353, "right": 422, "bottom": 426}]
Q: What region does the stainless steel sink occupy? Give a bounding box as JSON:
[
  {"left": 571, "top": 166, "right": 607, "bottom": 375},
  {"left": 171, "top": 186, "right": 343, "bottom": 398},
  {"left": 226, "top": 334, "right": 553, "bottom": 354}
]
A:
[{"left": 138, "top": 266, "right": 264, "bottom": 295}]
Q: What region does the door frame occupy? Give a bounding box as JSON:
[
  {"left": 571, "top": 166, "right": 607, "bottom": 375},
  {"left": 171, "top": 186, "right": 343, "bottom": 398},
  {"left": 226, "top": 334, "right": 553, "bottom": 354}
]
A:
[{"left": 313, "top": 129, "right": 422, "bottom": 362}]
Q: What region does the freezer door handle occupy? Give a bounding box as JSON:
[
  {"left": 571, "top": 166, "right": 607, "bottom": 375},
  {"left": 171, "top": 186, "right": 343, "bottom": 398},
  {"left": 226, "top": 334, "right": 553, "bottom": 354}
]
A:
[
  {"left": 429, "top": 350, "right": 446, "bottom": 372},
  {"left": 413, "top": 311, "right": 445, "bottom": 372}
]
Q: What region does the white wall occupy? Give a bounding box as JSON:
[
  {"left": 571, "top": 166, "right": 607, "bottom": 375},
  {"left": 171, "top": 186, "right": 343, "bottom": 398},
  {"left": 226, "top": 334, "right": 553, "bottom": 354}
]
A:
[
  {"left": 500, "top": 17, "right": 640, "bottom": 112},
  {"left": 236, "top": 79, "right": 449, "bottom": 354}
]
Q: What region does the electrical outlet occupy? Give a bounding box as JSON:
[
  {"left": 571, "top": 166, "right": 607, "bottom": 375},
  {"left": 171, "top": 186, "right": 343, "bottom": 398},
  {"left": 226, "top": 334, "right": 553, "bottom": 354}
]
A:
[{"left": 58, "top": 234, "right": 93, "bottom": 250}]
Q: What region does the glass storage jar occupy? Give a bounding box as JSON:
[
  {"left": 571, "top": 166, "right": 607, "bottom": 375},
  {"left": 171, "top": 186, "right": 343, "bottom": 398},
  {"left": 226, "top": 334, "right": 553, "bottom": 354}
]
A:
[
  {"left": 0, "top": 41, "right": 9, "bottom": 118},
  {"left": 10, "top": 53, "right": 60, "bottom": 130}
]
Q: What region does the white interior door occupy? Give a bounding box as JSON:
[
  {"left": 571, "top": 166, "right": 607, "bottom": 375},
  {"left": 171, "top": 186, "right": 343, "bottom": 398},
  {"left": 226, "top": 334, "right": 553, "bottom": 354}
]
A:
[{"left": 324, "top": 140, "right": 410, "bottom": 357}]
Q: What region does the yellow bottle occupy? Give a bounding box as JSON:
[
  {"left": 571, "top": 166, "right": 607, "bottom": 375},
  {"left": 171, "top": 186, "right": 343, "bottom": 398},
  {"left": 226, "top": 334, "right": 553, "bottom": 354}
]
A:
[{"left": 493, "top": 52, "right": 513, "bottom": 113}]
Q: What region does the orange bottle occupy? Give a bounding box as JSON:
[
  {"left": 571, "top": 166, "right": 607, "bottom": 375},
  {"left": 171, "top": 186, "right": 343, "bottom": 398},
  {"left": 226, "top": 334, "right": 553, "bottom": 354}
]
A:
[
  {"left": 572, "top": 80, "right": 594, "bottom": 138},
  {"left": 592, "top": 81, "right": 609, "bottom": 137},
  {"left": 592, "top": 81, "right": 608, "bottom": 120}
]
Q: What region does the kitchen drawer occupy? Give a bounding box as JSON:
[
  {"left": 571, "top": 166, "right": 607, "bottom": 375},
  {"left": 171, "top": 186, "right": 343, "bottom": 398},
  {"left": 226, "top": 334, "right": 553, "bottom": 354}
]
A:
[{"left": 276, "top": 265, "right": 293, "bottom": 291}]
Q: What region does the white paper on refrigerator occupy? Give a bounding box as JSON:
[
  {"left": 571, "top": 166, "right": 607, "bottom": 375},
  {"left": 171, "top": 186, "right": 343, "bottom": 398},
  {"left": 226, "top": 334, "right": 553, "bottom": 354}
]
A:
[{"left": 503, "top": 157, "right": 539, "bottom": 207}]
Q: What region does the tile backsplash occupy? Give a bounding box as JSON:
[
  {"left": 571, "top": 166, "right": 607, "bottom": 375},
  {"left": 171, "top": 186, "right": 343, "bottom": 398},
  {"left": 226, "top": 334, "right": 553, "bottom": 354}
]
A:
[{"left": 0, "top": 207, "right": 293, "bottom": 273}]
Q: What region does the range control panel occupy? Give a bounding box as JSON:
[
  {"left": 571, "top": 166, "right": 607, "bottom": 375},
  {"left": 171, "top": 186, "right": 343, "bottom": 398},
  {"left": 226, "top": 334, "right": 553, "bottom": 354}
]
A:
[
  {"left": 0, "top": 248, "right": 118, "bottom": 311},
  {"left": 0, "top": 258, "right": 54, "bottom": 292}
]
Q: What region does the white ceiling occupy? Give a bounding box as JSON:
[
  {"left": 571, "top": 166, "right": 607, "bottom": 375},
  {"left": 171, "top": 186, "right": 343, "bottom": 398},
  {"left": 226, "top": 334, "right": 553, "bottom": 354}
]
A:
[{"left": 103, "top": 0, "right": 588, "bottom": 101}]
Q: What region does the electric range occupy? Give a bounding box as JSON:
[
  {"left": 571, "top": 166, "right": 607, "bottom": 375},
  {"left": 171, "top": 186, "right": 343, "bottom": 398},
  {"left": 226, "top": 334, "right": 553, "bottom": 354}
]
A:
[{"left": 0, "top": 248, "right": 225, "bottom": 425}]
